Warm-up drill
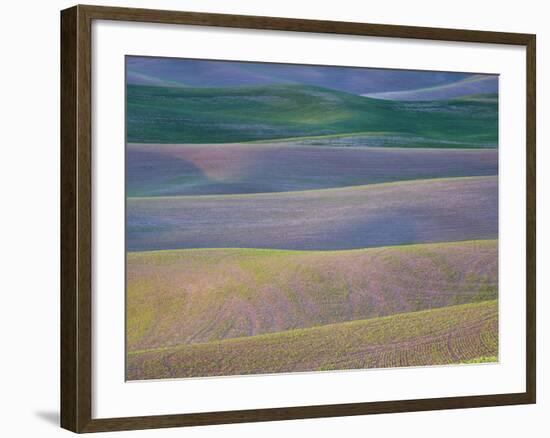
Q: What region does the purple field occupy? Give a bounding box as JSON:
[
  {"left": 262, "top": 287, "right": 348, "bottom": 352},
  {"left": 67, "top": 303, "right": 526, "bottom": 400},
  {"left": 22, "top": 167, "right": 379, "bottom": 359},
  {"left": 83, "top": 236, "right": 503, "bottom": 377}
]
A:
[
  {"left": 127, "top": 176, "right": 497, "bottom": 251},
  {"left": 127, "top": 240, "right": 497, "bottom": 352},
  {"left": 127, "top": 143, "right": 498, "bottom": 197}
]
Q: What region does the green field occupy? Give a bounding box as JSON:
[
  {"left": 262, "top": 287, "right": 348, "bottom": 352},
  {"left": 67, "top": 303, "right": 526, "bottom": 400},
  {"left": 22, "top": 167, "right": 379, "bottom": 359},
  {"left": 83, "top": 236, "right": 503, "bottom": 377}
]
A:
[
  {"left": 127, "top": 84, "right": 498, "bottom": 146},
  {"left": 127, "top": 300, "right": 498, "bottom": 380}
]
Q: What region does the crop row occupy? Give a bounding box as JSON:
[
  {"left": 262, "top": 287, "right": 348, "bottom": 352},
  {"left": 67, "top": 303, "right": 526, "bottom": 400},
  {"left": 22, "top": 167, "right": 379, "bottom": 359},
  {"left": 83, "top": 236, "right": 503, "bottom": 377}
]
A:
[
  {"left": 127, "top": 300, "right": 498, "bottom": 380},
  {"left": 127, "top": 241, "right": 498, "bottom": 351}
]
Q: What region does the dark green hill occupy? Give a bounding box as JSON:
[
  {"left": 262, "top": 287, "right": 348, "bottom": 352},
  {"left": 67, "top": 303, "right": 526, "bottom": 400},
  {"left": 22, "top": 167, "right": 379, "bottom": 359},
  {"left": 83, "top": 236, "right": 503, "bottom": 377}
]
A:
[
  {"left": 453, "top": 93, "right": 499, "bottom": 103},
  {"left": 127, "top": 84, "right": 498, "bottom": 146}
]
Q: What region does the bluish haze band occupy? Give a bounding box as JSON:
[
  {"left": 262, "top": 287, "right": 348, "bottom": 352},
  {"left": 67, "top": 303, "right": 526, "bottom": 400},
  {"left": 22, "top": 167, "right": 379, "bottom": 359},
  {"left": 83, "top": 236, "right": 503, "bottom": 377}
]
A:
[{"left": 127, "top": 56, "right": 498, "bottom": 98}]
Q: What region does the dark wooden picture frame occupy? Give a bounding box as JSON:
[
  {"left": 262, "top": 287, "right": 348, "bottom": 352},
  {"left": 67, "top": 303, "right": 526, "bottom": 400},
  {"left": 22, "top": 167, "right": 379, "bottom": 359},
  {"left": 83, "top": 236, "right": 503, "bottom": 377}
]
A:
[{"left": 61, "top": 4, "right": 536, "bottom": 433}]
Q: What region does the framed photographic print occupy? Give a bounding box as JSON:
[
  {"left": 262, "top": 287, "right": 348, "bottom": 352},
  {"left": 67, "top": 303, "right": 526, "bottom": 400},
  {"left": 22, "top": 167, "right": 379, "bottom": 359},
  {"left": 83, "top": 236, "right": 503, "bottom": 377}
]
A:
[{"left": 60, "top": 4, "right": 536, "bottom": 433}]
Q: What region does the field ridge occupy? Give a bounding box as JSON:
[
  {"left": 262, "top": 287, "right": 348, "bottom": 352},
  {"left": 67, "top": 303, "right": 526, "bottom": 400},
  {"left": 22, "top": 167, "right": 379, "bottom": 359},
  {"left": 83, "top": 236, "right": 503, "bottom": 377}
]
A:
[{"left": 128, "top": 175, "right": 496, "bottom": 201}]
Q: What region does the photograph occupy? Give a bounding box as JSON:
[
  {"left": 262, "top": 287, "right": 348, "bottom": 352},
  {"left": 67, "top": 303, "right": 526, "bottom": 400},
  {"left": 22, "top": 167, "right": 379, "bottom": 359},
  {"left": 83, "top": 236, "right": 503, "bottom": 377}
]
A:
[
  {"left": 0, "top": 0, "right": 542, "bottom": 435},
  {"left": 125, "top": 56, "right": 499, "bottom": 381}
]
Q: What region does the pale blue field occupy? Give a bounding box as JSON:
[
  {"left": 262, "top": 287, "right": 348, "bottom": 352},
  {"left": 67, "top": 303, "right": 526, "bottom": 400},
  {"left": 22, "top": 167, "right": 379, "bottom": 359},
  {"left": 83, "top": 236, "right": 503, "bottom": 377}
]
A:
[{"left": 127, "top": 176, "right": 498, "bottom": 251}]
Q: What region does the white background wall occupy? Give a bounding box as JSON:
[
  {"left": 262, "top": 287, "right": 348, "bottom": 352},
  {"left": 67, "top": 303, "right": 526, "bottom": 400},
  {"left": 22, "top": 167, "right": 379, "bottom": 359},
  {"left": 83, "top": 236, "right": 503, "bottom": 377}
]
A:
[{"left": 0, "top": 0, "right": 546, "bottom": 437}]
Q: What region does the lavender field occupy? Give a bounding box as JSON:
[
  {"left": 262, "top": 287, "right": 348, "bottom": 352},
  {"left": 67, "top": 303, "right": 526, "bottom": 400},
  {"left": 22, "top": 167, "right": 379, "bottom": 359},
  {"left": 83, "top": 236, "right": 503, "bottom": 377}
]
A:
[
  {"left": 127, "top": 176, "right": 497, "bottom": 251},
  {"left": 127, "top": 143, "right": 497, "bottom": 197},
  {"left": 125, "top": 56, "right": 499, "bottom": 380}
]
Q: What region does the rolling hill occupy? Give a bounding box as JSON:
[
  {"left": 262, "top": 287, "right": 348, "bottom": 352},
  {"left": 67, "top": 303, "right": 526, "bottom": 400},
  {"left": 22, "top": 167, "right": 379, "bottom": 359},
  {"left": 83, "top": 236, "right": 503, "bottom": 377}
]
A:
[
  {"left": 127, "top": 143, "right": 498, "bottom": 197},
  {"left": 127, "top": 240, "right": 497, "bottom": 351},
  {"left": 127, "top": 84, "right": 498, "bottom": 146},
  {"left": 125, "top": 60, "right": 500, "bottom": 381},
  {"left": 127, "top": 299, "right": 498, "bottom": 380},
  {"left": 127, "top": 56, "right": 474, "bottom": 94},
  {"left": 127, "top": 176, "right": 498, "bottom": 251},
  {"left": 362, "top": 75, "right": 498, "bottom": 101}
]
